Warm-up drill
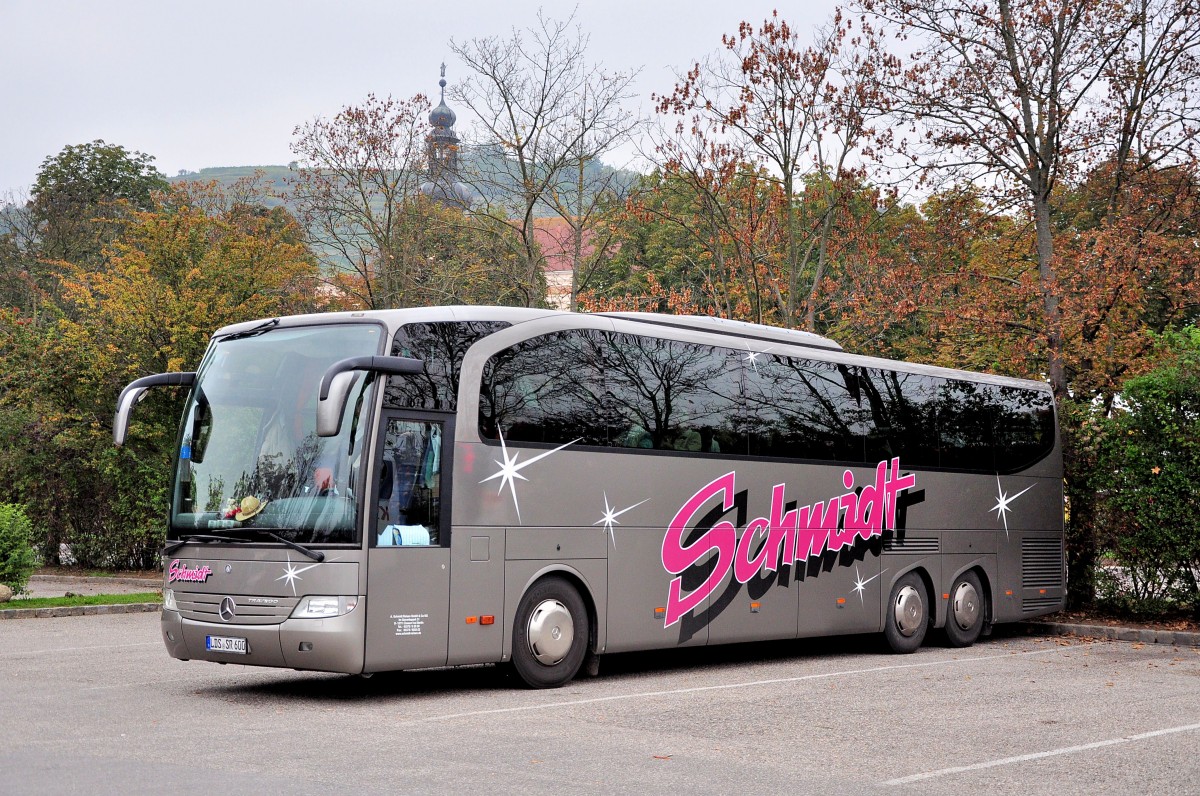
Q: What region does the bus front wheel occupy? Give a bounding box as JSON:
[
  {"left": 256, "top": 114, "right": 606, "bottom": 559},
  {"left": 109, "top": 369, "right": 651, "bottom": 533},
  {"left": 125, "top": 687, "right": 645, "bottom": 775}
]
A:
[
  {"left": 884, "top": 572, "right": 929, "bottom": 654},
  {"left": 944, "top": 570, "right": 986, "bottom": 648},
  {"left": 512, "top": 577, "right": 589, "bottom": 689}
]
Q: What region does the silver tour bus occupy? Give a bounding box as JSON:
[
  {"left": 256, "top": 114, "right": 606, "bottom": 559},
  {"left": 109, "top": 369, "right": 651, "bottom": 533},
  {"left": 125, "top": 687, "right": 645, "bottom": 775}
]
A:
[{"left": 115, "top": 306, "right": 1064, "bottom": 688}]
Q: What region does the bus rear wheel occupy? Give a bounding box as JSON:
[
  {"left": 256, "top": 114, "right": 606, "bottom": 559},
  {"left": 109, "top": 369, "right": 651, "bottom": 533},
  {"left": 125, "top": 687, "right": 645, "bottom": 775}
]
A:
[
  {"left": 512, "top": 577, "right": 589, "bottom": 689},
  {"left": 944, "top": 571, "right": 986, "bottom": 648},
  {"left": 884, "top": 572, "right": 929, "bottom": 654}
]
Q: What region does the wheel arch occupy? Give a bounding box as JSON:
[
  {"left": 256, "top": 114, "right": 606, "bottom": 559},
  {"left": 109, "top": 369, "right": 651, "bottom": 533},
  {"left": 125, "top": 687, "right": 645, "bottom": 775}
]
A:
[{"left": 507, "top": 564, "right": 601, "bottom": 659}]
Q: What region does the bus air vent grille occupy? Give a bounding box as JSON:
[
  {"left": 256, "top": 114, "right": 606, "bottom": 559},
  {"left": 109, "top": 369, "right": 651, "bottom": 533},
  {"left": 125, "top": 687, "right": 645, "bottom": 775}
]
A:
[
  {"left": 1022, "top": 596, "right": 1062, "bottom": 614},
  {"left": 883, "top": 536, "right": 939, "bottom": 554},
  {"left": 176, "top": 593, "right": 301, "bottom": 625},
  {"left": 1022, "top": 538, "right": 1064, "bottom": 589}
]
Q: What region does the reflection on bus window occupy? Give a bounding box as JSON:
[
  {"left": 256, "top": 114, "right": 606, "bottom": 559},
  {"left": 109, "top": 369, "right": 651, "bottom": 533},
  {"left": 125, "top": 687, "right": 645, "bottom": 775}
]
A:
[
  {"left": 171, "top": 324, "right": 380, "bottom": 544},
  {"left": 377, "top": 419, "right": 442, "bottom": 546},
  {"left": 479, "top": 328, "right": 1056, "bottom": 474},
  {"left": 387, "top": 321, "right": 511, "bottom": 410}
]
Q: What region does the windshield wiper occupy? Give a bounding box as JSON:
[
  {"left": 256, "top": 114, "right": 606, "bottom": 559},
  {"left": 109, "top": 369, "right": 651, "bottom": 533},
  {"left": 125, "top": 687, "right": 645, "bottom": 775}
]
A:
[
  {"left": 219, "top": 318, "right": 279, "bottom": 342},
  {"left": 163, "top": 529, "right": 325, "bottom": 562},
  {"left": 232, "top": 529, "right": 325, "bottom": 562}
]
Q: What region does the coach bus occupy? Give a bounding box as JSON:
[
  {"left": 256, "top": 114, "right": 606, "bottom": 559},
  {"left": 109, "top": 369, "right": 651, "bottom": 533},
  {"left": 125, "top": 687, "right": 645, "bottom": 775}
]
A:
[{"left": 114, "top": 306, "right": 1064, "bottom": 688}]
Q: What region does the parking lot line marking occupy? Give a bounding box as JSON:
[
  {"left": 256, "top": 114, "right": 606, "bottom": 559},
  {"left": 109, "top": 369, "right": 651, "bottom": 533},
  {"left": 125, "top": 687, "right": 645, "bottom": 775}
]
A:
[
  {"left": 406, "top": 645, "right": 1075, "bottom": 724},
  {"left": 881, "top": 722, "right": 1200, "bottom": 785}
]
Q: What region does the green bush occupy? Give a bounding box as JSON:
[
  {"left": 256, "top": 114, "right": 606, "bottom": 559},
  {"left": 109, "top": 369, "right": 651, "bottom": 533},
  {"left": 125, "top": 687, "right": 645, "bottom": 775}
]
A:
[
  {"left": 0, "top": 503, "right": 38, "bottom": 594},
  {"left": 1093, "top": 328, "right": 1200, "bottom": 618}
]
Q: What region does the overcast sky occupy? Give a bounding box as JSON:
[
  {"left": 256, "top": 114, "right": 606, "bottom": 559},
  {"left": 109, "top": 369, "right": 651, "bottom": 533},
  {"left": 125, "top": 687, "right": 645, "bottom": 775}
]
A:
[{"left": 0, "top": 0, "right": 841, "bottom": 195}]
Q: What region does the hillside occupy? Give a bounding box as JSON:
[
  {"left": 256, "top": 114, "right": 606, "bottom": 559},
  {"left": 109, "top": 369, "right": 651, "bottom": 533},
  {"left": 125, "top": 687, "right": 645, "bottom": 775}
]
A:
[
  {"left": 169, "top": 158, "right": 640, "bottom": 218},
  {"left": 170, "top": 165, "right": 293, "bottom": 208}
]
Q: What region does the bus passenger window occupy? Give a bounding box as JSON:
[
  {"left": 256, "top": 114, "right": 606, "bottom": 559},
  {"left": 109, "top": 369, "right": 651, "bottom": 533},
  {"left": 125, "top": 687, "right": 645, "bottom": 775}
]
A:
[{"left": 377, "top": 419, "right": 441, "bottom": 545}]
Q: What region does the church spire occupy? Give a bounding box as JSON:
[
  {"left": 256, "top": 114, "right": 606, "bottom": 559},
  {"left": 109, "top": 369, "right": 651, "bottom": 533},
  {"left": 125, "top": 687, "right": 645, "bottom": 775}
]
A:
[{"left": 422, "top": 63, "right": 471, "bottom": 208}]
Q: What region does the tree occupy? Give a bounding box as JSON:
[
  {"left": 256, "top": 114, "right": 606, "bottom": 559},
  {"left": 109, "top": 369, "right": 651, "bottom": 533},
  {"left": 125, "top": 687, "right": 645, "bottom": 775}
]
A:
[
  {"left": 289, "top": 94, "right": 540, "bottom": 310},
  {"left": 0, "top": 191, "right": 44, "bottom": 317},
  {"left": 389, "top": 197, "right": 541, "bottom": 307},
  {"left": 656, "top": 12, "right": 894, "bottom": 329},
  {"left": 1053, "top": 162, "right": 1200, "bottom": 398},
  {"left": 599, "top": 157, "right": 785, "bottom": 323},
  {"left": 449, "top": 10, "right": 640, "bottom": 308},
  {"left": 1093, "top": 327, "right": 1200, "bottom": 616},
  {"left": 1101, "top": 0, "right": 1200, "bottom": 209},
  {"left": 31, "top": 140, "right": 168, "bottom": 265},
  {"left": 0, "top": 181, "right": 320, "bottom": 567},
  {"left": 856, "top": 0, "right": 1200, "bottom": 606},
  {"left": 859, "top": 0, "right": 1200, "bottom": 402},
  {"left": 289, "top": 94, "right": 432, "bottom": 309}
]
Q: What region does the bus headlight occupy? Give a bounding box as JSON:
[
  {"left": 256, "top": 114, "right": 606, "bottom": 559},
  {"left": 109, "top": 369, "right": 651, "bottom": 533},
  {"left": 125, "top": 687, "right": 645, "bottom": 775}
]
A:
[
  {"left": 290, "top": 595, "right": 359, "bottom": 618},
  {"left": 163, "top": 588, "right": 177, "bottom": 611}
]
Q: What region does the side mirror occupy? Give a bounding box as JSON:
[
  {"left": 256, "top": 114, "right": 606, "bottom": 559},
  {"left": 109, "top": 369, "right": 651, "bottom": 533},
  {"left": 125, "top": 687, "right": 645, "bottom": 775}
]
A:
[
  {"left": 114, "top": 372, "right": 196, "bottom": 446},
  {"left": 316, "top": 356, "right": 424, "bottom": 437}
]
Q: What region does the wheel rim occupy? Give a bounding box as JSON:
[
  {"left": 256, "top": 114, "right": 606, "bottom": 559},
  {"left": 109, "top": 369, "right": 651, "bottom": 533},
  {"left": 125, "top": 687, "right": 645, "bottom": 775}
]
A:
[
  {"left": 525, "top": 598, "right": 574, "bottom": 665},
  {"left": 893, "top": 585, "right": 924, "bottom": 637},
  {"left": 952, "top": 580, "right": 980, "bottom": 631}
]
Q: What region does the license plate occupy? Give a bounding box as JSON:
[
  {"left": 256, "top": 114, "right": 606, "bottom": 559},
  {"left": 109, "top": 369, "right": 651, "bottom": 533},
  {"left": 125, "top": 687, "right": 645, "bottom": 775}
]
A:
[{"left": 206, "top": 635, "right": 247, "bottom": 654}]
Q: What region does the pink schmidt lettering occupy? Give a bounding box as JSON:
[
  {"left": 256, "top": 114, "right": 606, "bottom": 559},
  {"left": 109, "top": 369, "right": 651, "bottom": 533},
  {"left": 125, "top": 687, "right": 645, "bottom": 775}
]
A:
[
  {"left": 660, "top": 458, "right": 916, "bottom": 627},
  {"left": 168, "top": 559, "right": 213, "bottom": 583}
]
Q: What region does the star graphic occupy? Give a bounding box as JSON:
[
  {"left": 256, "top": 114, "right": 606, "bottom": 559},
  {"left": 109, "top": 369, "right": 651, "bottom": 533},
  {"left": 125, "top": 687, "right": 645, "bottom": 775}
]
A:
[
  {"left": 276, "top": 553, "right": 322, "bottom": 596},
  {"left": 593, "top": 493, "right": 649, "bottom": 548},
  {"left": 480, "top": 428, "right": 579, "bottom": 522},
  {"left": 852, "top": 566, "right": 884, "bottom": 604},
  {"left": 743, "top": 344, "right": 774, "bottom": 374},
  {"left": 990, "top": 477, "right": 1035, "bottom": 534}
]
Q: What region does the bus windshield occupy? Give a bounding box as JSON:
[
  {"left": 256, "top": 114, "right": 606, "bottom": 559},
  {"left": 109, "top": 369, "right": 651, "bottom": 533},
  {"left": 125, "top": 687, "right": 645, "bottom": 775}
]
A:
[{"left": 170, "top": 322, "right": 383, "bottom": 545}]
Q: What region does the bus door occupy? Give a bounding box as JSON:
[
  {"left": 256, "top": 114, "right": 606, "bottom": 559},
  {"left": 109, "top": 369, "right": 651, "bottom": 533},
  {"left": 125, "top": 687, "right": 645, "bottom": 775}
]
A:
[{"left": 363, "top": 412, "right": 454, "bottom": 672}]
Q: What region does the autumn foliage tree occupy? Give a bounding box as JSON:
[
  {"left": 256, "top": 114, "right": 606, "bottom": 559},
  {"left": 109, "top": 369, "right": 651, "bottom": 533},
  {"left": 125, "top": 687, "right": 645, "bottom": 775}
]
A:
[
  {"left": 596, "top": 155, "right": 784, "bottom": 322},
  {"left": 289, "top": 94, "right": 432, "bottom": 309},
  {"left": 846, "top": 0, "right": 1200, "bottom": 605},
  {"left": 858, "top": 0, "right": 1200, "bottom": 398},
  {"left": 651, "top": 12, "right": 894, "bottom": 329},
  {"left": 0, "top": 180, "right": 320, "bottom": 566},
  {"left": 0, "top": 142, "right": 170, "bottom": 321}
]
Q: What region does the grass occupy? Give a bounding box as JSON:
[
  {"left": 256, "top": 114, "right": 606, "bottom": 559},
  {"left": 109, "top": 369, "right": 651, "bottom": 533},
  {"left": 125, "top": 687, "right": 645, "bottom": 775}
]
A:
[{"left": 1, "top": 592, "right": 162, "bottom": 611}]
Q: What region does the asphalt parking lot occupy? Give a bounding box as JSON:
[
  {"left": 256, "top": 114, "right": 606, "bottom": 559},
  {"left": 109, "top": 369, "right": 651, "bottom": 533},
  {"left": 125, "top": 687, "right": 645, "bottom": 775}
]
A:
[{"left": 1, "top": 612, "right": 1198, "bottom": 795}]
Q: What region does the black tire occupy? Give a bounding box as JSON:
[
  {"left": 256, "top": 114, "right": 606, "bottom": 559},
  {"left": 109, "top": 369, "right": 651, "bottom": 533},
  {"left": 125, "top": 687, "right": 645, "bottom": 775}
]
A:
[
  {"left": 883, "top": 571, "right": 929, "bottom": 654},
  {"left": 512, "top": 577, "right": 589, "bottom": 689},
  {"left": 944, "top": 570, "right": 987, "bottom": 648}
]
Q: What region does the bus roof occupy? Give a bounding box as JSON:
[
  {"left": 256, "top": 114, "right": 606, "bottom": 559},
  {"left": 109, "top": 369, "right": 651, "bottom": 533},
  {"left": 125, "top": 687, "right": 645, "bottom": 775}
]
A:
[
  {"left": 597, "top": 311, "right": 843, "bottom": 352},
  {"left": 216, "top": 307, "right": 842, "bottom": 352},
  {"left": 212, "top": 305, "right": 1048, "bottom": 394}
]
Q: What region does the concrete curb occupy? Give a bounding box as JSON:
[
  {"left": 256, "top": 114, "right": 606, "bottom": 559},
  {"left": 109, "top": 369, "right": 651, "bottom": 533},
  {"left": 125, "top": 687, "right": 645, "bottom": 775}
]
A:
[
  {"left": 1018, "top": 620, "right": 1200, "bottom": 647},
  {"left": 0, "top": 602, "right": 162, "bottom": 620},
  {"left": 28, "top": 574, "right": 161, "bottom": 589}
]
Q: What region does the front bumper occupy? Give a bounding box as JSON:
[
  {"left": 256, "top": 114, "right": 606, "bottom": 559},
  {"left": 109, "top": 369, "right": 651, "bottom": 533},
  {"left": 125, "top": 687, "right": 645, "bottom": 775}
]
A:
[{"left": 160, "top": 602, "right": 366, "bottom": 674}]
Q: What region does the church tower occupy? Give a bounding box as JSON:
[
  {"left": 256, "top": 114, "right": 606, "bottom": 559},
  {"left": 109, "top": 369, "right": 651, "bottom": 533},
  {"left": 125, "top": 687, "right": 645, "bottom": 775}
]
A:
[{"left": 420, "top": 64, "right": 472, "bottom": 208}]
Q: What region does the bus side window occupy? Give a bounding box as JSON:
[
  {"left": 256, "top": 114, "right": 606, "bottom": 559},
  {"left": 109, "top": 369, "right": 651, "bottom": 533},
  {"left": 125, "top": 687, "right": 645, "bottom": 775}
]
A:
[{"left": 378, "top": 419, "right": 441, "bottom": 545}]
